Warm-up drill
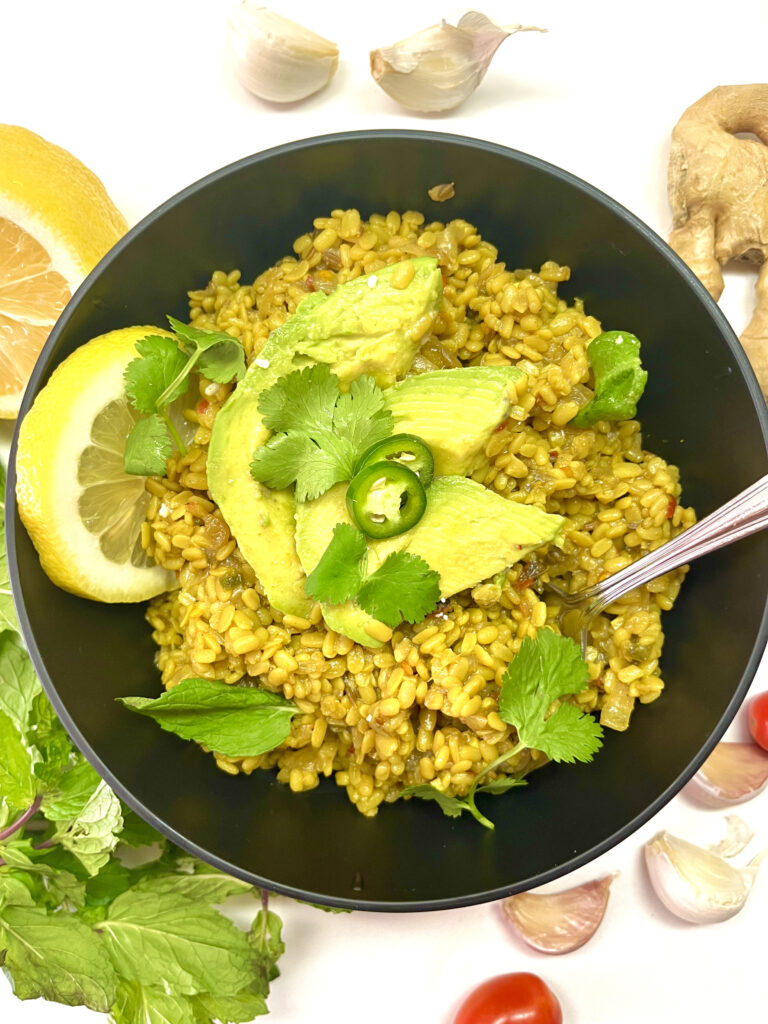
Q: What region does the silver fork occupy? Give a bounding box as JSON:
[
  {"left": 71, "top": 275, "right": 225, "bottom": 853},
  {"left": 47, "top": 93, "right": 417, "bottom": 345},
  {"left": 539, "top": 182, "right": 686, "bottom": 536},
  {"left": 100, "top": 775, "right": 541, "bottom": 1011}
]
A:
[{"left": 546, "top": 472, "right": 768, "bottom": 647}]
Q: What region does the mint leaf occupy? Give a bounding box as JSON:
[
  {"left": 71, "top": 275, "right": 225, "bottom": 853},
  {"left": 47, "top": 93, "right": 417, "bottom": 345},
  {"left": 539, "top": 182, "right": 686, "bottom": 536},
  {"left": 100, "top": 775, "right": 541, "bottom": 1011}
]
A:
[
  {"left": 572, "top": 330, "right": 647, "bottom": 427},
  {"left": 100, "top": 889, "right": 253, "bottom": 996},
  {"left": 124, "top": 414, "right": 174, "bottom": 476},
  {"left": 117, "top": 678, "right": 298, "bottom": 758},
  {"left": 53, "top": 780, "right": 124, "bottom": 875},
  {"left": 111, "top": 979, "right": 196, "bottom": 1024},
  {"left": 0, "top": 876, "right": 36, "bottom": 909},
  {"left": 357, "top": 552, "right": 441, "bottom": 627},
  {"left": 0, "top": 904, "right": 117, "bottom": 1010},
  {"left": 30, "top": 690, "right": 75, "bottom": 787},
  {"left": 118, "top": 807, "right": 165, "bottom": 849},
  {"left": 498, "top": 630, "right": 603, "bottom": 763},
  {"left": 0, "top": 710, "right": 37, "bottom": 813},
  {"left": 132, "top": 869, "right": 252, "bottom": 904},
  {"left": 85, "top": 859, "right": 133, "bottom": 907},
  {"left": 305, "top": 524, "right": 367, "bottom": 604},
  {"left": 0, "top": 631, "right": 40, "bottom": 734},
  {"left": 192, "top": 990, "right": 268, "bottom": 1022},
  {"left": 41, "top": 756, "right": 101, "bottom": 821},
  {"left": 250, "top": 903, "right": 284, "bottom": 995},
  {"left": 124, "top": 336, "right": 189, "bottom": 414},
  {"left": 167, "top": 316, "right": 246, "bottom": 385}
]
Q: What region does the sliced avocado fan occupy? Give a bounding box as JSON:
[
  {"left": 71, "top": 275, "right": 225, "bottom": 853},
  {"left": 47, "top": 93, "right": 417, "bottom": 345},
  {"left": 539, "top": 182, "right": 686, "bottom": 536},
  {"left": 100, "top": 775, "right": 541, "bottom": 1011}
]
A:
[
  {"left": 385, "top": 365, "right": 524, "bottom": 476},
  {"left": 295, "top": 478, "right": 564, "bottom": 647},
  {"left": 207, "top": 258, "right": 443, "bottom": 617}
]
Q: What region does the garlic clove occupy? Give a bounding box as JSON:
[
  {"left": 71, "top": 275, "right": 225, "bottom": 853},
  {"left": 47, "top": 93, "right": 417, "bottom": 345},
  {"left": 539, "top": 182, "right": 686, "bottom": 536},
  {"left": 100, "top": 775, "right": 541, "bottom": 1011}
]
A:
[
  {"left": 708, "top": 814, "right": 754, "bottom": 858},
  {"left": 370, "top": 12, "right": 545, "bottom": 114},
  {"left": 687, "top": 741, "right": 768, "bottom": 807},
  {"left": 501, "top": 874, "right": 617, "bottom": 954},
  {"left": 226, "top": 2, "right": 339, "bottom": 104},
  {"left": 644, "top": 829, "right": 764, "bottom": 924}
]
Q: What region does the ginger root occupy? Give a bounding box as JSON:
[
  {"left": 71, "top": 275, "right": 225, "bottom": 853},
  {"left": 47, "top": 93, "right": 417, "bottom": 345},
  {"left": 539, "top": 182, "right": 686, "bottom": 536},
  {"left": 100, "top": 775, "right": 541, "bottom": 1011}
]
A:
[{"left": 668, "top": 85, "right": 768, "bottom": 397}]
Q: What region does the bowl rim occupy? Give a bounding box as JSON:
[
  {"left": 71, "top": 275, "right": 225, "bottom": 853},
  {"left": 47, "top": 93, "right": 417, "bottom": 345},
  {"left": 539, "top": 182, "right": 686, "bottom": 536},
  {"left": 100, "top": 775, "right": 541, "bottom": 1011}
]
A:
[{"left": 7, "top": 128, "right": 768, "bottom": 911}]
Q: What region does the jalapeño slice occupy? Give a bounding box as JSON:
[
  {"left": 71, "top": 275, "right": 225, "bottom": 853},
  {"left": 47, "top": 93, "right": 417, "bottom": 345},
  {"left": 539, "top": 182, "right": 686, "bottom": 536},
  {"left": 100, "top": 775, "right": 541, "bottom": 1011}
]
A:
[
  {"left": 355, "top": 433, "right": 434, "bottom": 487},
  {"left": 346, "top": 461, "right": 427, "bottom": 539}
]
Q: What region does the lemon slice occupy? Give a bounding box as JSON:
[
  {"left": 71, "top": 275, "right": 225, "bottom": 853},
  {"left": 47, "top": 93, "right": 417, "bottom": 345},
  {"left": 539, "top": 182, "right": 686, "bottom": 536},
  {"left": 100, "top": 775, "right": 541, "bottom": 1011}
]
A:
[
  {"left": 15, "top": 326, "right": 176, "bottom": 602},
  {"left": 0, "top": 124, "right": 128, "bottom": 419}
]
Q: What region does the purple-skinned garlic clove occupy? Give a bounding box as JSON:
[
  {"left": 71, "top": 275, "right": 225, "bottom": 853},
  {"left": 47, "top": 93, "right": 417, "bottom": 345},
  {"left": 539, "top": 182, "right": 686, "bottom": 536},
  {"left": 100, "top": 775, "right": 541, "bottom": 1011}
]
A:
[
  {"left": 501, "top": 874, "right": 617, "bottom": 954},
  {"left": 687, "top": 741, "right": 768, "bottom": 807}
]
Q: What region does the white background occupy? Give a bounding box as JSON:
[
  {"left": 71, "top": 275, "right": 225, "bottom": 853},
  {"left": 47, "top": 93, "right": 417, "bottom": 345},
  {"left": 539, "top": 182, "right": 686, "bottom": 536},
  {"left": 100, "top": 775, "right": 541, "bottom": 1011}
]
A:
[{"left": 2, "top": 1, "right": 768, "bottom": 1021}]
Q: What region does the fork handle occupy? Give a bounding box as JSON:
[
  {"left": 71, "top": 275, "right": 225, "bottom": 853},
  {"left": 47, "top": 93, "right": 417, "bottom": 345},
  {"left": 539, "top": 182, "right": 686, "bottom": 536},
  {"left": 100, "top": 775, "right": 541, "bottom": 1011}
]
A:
[{"left": 583, "top": 472, "right": 768, "bottom": 616}]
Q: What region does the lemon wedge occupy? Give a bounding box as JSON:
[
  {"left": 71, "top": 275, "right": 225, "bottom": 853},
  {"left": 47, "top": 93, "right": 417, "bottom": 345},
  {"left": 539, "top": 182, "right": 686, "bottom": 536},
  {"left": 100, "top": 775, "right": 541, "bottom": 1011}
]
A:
[
  {"left": 0, "top": 124, "right": 128, "bottom": 419},
  {"left": 15, "top": 326, "right": 176, "bottom": 603}
]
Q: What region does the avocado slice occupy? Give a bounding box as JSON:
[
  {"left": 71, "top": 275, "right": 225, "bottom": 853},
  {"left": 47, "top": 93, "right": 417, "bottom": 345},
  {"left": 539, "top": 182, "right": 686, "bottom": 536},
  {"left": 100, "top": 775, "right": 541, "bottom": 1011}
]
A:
[
  {"left": 208, "top": 257, "right": 443, "bottom": 617},
  {"left": 384, "top": 366, "right": 524, "bottom": 475},
  {"left": 295, "top": 477, "right": 564, "bottom": 646},
  {"left": 207, "top": 340, "right": 312, "bottom": 617},
  {"left": 276, "top": 256, "right": 443, "bottom": 388}
]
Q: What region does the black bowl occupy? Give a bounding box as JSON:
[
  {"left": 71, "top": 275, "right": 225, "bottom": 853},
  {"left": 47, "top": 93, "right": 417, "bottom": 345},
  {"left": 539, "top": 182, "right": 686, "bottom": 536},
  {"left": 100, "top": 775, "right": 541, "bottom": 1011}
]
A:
[{"left": 8, "top": 131, "right": 768, "bottom": 910}]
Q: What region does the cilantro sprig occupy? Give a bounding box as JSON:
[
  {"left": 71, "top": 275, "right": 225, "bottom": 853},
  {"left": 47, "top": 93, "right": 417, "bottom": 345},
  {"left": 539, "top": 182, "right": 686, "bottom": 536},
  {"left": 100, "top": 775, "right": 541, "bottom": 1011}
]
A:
[
  {"left": 123, "top": 316, "right": 246, "bottom": 476},
  {"left": 250, "top": 363, "right": 394, "bottom": 501},
  {"left": 405, "top": 630, "right": 603, "bottom": 829},
  {"left": 305, "top": 523, "right": 442, "bottom": 627}
]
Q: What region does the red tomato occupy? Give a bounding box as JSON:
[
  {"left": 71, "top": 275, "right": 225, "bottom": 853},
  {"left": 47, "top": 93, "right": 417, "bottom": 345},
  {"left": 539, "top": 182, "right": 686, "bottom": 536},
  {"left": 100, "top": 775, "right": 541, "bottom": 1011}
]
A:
[
  {"left": 748, "top": 691, "right": 768, "bottom": 752},
  {"left": 453, "top": 972, "right": 563, "bottom": 1024}
]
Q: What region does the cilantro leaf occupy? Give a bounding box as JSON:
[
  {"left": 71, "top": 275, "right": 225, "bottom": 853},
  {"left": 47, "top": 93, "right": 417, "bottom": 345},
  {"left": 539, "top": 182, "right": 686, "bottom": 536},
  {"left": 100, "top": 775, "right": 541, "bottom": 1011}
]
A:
[
  {"left": 257, "top": 362, "right": 338, "bottom": 434},
  {"left": 305, "top": 524, "right": 367, "bottom": 604},
  {"left": 166, "top": 317, "right": 246, "bottom": 385},
  {"left": 0, "top": 904, "right": 118, "bottom": 1010},
  {"left": 124, "top": 414, "right": 174, "bottom": 476},
  {"left": 331, "top": 374, "right": 394, "bottom": 457},
  {"left": 357, "top": 552, "right": 442, "bottom": 627},
  {"left": 123, "top": 336, "right": 188, "bottom": 414},
  {"left": 116, "top": 678, "right": 299, "bottom": 758},
  {"left": 475, "top": 776, "right": 528, "bottom": 795},
  {"left": 400, "top": 784, "right": 469, "bottom": 818},
  {"left": 250, "top": 431, "right": 317, "bottom": 491},
  {"left": 498, "top": 630, "right": 603, "bottom": 764},
  {"left": 251, "top": 364, "right": 395, "bottom": 501}
]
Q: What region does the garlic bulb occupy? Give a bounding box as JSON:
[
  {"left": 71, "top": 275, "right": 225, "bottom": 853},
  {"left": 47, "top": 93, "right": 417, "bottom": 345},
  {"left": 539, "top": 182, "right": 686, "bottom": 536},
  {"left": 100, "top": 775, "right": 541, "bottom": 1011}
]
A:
[
  {"left": 370, "top": 12, "right": 545, "bottom": 113},
  {"left": 644, "top": 829, "right": 766, "bottom": 924},
  {"left": 502, "top": 874, "right": 617, "bottom": 954},
  {"left": 687, "top": 741, "right": 768, "bottom": 807},
  {"left": 226, "top": 3, "right": 339, "bottom": 103}
]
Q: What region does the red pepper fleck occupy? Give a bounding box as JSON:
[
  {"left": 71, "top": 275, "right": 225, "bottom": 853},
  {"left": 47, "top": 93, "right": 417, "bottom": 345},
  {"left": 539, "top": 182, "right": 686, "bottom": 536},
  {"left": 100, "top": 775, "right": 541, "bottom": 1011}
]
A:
[
  {"left": 196, "top": 399, "right": 210, "bottom": 416},
  {"left": 305, "top": 275, "right": 316, "bottom": 292},
  {"left": 666, "top": 496, "right": 677, "bottom": 519},
  {"left": 401, "top": 662, "right": 414, "bottom": 676},
  {"left": 441, "top": 268, "right": 448, "bottom": 287},
  {"left": 549, "top": 450, "right": 559, "bottom": 464},
  {"left": 495, "top": 417, "right": 510, "bottom": 433}
]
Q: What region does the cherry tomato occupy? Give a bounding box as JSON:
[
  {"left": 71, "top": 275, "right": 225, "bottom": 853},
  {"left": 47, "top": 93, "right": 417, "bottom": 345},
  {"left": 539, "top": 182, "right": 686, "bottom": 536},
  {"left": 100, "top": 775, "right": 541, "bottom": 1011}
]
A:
[
  {"left": 453, "top": 972, "right": 563, "bottom": 1024},
  {"left": 748, "top": 691, "right": 768, "bottom": 752}
]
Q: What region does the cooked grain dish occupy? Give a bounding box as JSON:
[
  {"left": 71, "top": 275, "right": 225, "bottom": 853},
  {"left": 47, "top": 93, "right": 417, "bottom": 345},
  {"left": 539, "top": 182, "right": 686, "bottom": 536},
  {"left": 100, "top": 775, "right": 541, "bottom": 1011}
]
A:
[{"left": 141, "top": 208, "right": 694, "bottom": 817}]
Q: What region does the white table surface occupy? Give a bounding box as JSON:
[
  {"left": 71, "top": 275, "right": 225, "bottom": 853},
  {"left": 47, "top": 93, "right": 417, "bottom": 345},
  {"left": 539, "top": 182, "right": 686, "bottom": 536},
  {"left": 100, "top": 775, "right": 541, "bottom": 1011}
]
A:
[{"left": 2, "top": 1, "right": 768, "bottom": 1021}]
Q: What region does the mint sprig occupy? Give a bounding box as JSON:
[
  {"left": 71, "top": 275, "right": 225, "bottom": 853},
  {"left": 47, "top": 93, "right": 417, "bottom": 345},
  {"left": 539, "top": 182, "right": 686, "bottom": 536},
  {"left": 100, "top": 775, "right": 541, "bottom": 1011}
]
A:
[{"left": 123, "top": 317, "right": 246, "bottom": 477}]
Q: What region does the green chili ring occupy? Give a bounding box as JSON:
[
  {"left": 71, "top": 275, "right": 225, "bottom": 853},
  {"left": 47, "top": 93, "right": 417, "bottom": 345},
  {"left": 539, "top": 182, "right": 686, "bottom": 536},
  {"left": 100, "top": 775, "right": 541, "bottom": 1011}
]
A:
[
  {"left": 355, "top": 433, "right": 435, "bottom": 487},
  {"left": 346, "top": 461, "right": 427, "bottom": 539}
]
